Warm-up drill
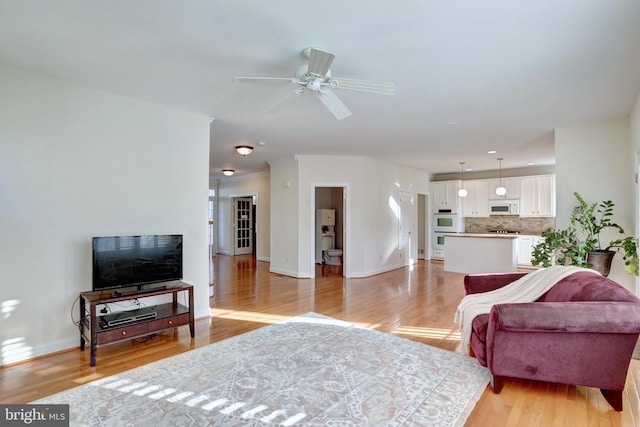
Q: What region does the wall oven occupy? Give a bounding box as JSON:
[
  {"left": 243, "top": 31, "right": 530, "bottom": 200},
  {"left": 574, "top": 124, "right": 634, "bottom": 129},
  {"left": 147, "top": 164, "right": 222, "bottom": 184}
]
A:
[
  {"left": 433, "top": 232, "right": 446, "bottom": 251},
  {"left": 432, "top": 213, "right": 464, "bottom": 259},
  {"left": 433, "top": 213, "right": 465, "bottom": 233}
]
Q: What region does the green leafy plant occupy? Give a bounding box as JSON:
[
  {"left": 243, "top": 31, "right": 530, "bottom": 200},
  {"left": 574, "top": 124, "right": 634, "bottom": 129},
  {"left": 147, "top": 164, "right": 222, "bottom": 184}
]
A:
[{"left": 531, "top": 192, "right": 638, "bottom": 275}]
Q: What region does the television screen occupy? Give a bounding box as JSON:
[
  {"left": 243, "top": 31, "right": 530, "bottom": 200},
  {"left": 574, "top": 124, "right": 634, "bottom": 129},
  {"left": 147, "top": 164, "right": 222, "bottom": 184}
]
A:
[{"left": 92, "top": 235, "right": 183, "bottom": 292}]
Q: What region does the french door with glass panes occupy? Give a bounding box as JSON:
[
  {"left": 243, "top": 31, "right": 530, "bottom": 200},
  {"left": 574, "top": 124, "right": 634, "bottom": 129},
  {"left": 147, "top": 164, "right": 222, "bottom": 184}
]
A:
[{"left": 234, "top": 197, "right": 253, "bottom": 255}]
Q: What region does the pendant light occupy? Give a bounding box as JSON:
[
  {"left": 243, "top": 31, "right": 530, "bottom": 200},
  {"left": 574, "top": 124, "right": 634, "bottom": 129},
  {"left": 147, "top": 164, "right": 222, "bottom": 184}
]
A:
[
  {"left": 495, "top": 157, "right": 507, "bottom": 196},
  {"left": 458, "top": 161, "right": 468, "bottom": 197}
]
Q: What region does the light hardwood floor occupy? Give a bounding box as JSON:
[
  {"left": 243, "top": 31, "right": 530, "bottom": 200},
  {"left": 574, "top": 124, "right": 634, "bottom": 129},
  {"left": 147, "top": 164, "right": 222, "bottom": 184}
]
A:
[{"left": 2, "top": 255, "right": 640, "bottom": 426}]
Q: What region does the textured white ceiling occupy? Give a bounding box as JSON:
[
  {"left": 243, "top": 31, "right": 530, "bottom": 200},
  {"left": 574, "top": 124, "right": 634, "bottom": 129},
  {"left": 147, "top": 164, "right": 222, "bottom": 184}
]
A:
[{"left": 0, "top": 1, "right": 638, "bottom": 177}]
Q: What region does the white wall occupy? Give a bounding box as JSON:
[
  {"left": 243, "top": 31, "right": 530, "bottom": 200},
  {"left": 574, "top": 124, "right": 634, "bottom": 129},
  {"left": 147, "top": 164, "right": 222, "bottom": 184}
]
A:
[
  {"left": 269, "top": 155, "right": 430, "bottom": 278},
  {"left": 216, "top": 172, "right": 270, "bottom": 261},
  {"left": 0, "top": 63, "right": 211, "bottom": 365},
  {"left": 555, "top": 118, "right": 635, "bottom": 288},
  {"left": 631, "top": 92, "right": 640, "bottom": 293},
  {"left": 633, "top": 92, "right": 640, "bottom": 160},
  {"left": 269, "top": 159, "right": 300, "bottom": 277}
]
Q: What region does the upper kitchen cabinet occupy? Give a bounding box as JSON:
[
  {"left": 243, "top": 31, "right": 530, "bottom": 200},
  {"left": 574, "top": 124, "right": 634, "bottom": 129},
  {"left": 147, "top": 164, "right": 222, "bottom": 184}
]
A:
[
  {"left": 520, "top": 175, "right": 556, "bottom": 217},
  {"left": 431, "top": 180, "right": 460, "bottom": 213},
  {"left": 488, "top": 177, "right": 521, "bottom": 200},
  {"left": 461, "top": 180, "right": 489, "bottom": 217}
]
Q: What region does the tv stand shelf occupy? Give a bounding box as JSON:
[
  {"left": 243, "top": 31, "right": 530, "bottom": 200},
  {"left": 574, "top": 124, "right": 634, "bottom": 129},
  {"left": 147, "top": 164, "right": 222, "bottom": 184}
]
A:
[{"left": 79, "top": 282, "right": 194, "bottom": 366}]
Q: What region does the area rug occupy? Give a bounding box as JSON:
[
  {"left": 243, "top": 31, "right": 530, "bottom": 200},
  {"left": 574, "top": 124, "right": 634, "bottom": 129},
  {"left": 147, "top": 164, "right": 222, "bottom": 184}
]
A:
[{"left": 34, "top": 312, "right": 490, "bottom": 426}]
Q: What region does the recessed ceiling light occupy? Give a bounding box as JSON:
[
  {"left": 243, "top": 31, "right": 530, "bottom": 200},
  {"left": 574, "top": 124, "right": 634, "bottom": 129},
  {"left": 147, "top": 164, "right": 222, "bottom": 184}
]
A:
[
  {"left": 527, "top": 162, "right": 536, "bottom": 165},
  {"left": 488, "top": 150, "right": 497, "bottom": 154},
  {"left": 257, "top": 141, "right": 266, "bottom": 146}
]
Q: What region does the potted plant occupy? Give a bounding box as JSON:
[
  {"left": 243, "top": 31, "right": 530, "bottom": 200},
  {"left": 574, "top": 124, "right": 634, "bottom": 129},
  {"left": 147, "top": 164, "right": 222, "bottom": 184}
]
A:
[{"left": 531, "top": 192, "right": 638, "bottom": 276}]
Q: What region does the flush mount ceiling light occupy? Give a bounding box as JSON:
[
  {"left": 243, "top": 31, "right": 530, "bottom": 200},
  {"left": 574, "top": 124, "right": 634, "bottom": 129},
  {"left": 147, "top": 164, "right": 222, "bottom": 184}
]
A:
[
  {"left": 496, "top": 157, "right": 507, "bottom": 196},
  {"left": 222, "top": 169, "right": 235, "bottom": 176},
  {"left": 458, "top": 161, "right": 468, "bottom": 197},
  {"left": 235, "top": 145, "right": 253, "bottom": 156}
]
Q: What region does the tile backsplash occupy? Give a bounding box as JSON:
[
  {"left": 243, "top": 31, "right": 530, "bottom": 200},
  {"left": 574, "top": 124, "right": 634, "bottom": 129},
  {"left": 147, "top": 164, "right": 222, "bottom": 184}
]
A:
[{"left": 464, "top": 216, "right": 555, "bottom": 235}]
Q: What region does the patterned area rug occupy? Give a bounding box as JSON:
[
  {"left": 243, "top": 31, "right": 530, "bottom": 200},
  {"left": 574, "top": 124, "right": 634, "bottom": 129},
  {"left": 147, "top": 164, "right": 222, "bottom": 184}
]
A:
[{"left": 34, "top": 313, "right": 490, "bottom": 426}]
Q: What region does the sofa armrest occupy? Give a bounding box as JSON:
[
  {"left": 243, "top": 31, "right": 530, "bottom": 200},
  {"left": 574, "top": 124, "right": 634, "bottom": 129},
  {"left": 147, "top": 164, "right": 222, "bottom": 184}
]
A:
[
  {"left": 489, "top": 301, "right": 640, "bottom": 334},
  {"left": 464, "top": 272, "right": 529, "bottom": 295},
  {"left": 484, "top": 301, "right": 640, "bottom": 396}
]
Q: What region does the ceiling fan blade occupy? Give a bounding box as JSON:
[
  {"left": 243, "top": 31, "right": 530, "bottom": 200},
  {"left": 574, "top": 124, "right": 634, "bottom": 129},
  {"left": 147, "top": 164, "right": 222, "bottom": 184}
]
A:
[
  {"left": 233, "top": 77, "right": 296, "bottom": 83},
  {"left": 308, "top": 48, "right": 335, "bottom": 77},
  {"left": 266, "top": 88, "right": 305, "bottom": 113},
  {"left": 330, "top": 78, "right": 395, "bottom": 96},
  {"left": 317, "top": 89, "right": 352, "bottom": 120}
]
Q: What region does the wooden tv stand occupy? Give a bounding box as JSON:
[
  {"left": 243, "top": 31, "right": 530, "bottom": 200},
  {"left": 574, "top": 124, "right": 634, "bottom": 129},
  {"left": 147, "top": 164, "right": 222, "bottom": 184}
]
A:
[{"left": 79, "top": 282, "right": 194, "bottom": 366}]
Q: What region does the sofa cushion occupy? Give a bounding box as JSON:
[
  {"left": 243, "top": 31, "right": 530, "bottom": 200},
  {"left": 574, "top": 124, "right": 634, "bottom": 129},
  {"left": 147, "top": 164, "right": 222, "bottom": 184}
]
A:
[{"left": 539, "top": 272, "right": 639, "bottom": 303}]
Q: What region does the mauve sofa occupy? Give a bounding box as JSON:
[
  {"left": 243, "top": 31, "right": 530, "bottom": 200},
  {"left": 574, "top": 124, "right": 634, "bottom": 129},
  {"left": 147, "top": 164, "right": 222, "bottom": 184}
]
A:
[{"left": 464, "top": 270, "right": 640, "bottom": 411}]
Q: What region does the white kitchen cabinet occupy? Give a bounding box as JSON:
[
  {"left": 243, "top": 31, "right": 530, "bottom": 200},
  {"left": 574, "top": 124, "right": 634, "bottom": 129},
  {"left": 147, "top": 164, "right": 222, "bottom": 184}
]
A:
[
  {"left": 517, "top": 235, "right": 543, "bottom": 265},
  {"left": 461, "top": 180, "right": 489, "bottom": 217},
  {"left": 431, "top": 181, "right": 460, "bottom": 213},
  {"left": 445, "top": 234, "right": 519, "bottom": 273},
  {"left": 520, "top": 175, "right": 556, "bottom": 217},
  {"left": 488, "top": 177, "right": 521, "bottom": 200}
]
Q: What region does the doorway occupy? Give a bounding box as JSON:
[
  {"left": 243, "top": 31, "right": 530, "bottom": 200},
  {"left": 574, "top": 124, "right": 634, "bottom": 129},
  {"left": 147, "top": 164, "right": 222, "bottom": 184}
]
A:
[
  {"left": 399, "top": 190, "right": 413, "bottom": 266},
  {"left": 417, "top": 193, "right": 429, "bottom": 260},
  {"left": 312, "top": 184, "right": 349, "bottom": 278},
  {"left": 233, "top": 196, "right": 254, "bottom": 255}
]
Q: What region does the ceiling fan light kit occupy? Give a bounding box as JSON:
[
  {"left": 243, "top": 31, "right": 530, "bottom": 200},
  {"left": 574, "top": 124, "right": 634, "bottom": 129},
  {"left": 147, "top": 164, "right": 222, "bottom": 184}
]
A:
[{"left": 233, "top": 47, "right": 395, "bottom": 120}]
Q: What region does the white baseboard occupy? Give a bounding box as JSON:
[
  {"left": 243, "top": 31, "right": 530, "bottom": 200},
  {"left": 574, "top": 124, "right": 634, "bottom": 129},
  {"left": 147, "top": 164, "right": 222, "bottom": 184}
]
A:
[
  {"left": 1, "top": 336, "right": 78, "bottom": 367},
  {"left": 269, "top": 266, "right": 310, "bottom": 278},
  {"left": 194, "top": 307, "right": 211, "bottom": 319},
  {"left": 350, "top": 263, "right": 405, "bottom": 278}
]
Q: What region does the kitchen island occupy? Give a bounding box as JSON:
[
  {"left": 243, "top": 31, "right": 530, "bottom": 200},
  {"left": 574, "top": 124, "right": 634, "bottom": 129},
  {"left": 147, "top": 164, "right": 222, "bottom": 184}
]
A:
[{"left": 443, "top": 233, "right": 519, "bottom": 274}]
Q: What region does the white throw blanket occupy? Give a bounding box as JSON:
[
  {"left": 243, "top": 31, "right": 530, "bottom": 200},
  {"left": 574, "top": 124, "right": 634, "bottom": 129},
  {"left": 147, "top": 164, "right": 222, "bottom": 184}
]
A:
[{"left": 454, "top": 265, "right": 599, "bottom": 355}]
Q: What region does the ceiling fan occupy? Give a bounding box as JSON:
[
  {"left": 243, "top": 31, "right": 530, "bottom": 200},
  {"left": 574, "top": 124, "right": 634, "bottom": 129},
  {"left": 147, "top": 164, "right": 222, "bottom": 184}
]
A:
[{"left": 233, "top": 47, "right": 395, "bottom": 120}]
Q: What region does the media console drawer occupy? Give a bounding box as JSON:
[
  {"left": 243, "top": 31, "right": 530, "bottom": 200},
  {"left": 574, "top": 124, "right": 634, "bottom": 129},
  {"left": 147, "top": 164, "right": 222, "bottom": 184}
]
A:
[
  {"left": 148, "top": 313, "right": 190, "bottom": 332},
  {"left": 98, "top": 323, "right": 148, "bottom": 344}
]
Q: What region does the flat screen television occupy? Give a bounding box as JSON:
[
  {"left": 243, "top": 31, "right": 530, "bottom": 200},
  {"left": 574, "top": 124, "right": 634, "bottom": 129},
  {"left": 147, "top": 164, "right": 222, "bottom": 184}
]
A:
[{"left": 92, "top": 234, "right": 183, "bottom": 293}]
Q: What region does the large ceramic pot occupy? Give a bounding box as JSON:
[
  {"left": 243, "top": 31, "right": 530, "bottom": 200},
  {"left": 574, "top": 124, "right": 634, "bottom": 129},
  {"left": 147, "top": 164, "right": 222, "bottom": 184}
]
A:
[{"left": 586, "top": 250, "right": 616, "bottom": 277}]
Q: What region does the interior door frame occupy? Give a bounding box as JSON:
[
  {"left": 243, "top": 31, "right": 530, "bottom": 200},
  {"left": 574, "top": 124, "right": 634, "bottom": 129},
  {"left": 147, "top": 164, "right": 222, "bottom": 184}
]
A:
[
  {"left": 310, "top": 182, "right": 351, "bottom": 279},
  {"left": 233, "top": 196, "right": 253, "bottom": 255},
  {"left": 229, "top": 193, "right": 258, "bottom": 256}
]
